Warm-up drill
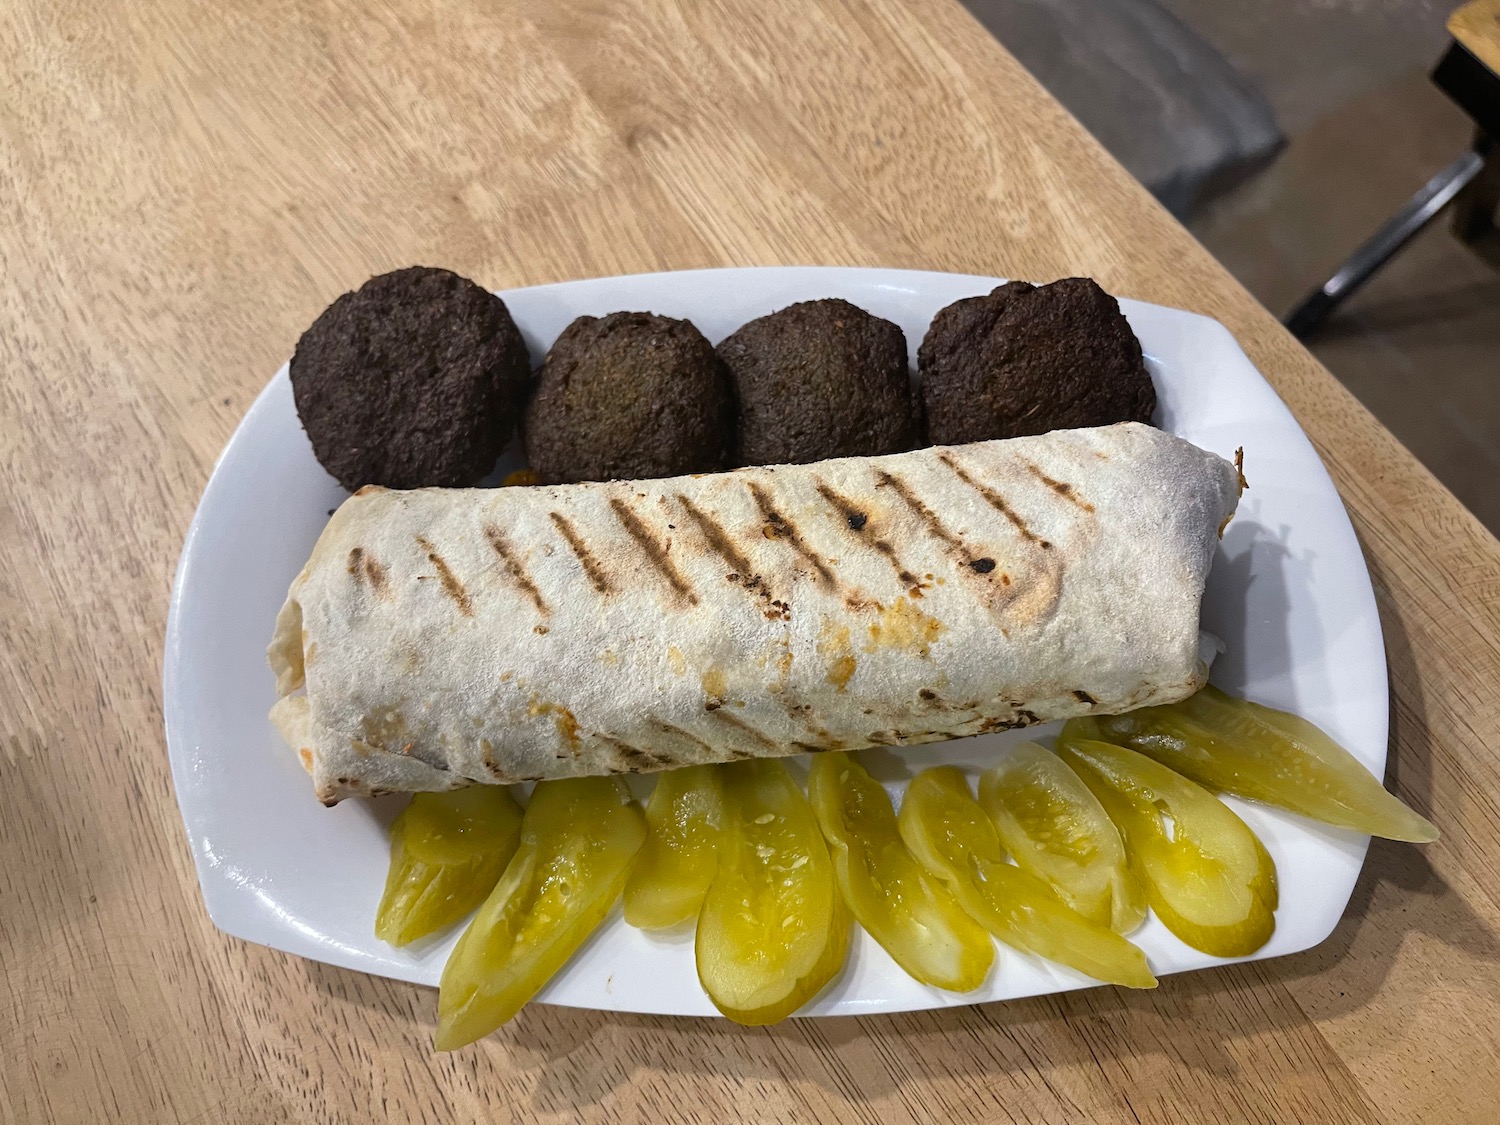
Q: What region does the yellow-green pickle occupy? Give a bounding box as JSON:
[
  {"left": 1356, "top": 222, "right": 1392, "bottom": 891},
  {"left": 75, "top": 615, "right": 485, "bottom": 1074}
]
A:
[
  {"left": 697, "top": 759, "right": 849, "bottom": 1024},
  {"left": 624, "top": 764, "right": 725, "bottom": 929},
  {"left": 1064, "top": 685, "right": 1437, "bottom": 842},
  {"left": 898, "top": 767, "right": 1156, "bottom": 988},
  {"left": 436, "top": 777, "right": 645, "bottom": 1049},
  {"left": 979, "top": 741, "right": 1147, "bottom": 933},
  {"left": 375, "top": 786, "right": 524, "bottom": 947},
  {"left": 1056, "top": 736, "right": 1279, "bottom": 958},
  {"left": 809, "top": 753, "right": 994, "bottom": 992}
]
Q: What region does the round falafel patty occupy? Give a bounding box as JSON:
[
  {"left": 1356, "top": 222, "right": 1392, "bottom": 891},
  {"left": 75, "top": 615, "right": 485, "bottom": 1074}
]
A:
[
  {"left": 918, "top": 277, "right": 1155, "bottom": 446},
  {"left": 717, "top": 298, "right": 917, "bottom": 467},
  {"left": 523, "top": 311, "right": 732, "bottom": 484},
  {"left": 291, "top": 266, "right": 530, "bottom": 490}
]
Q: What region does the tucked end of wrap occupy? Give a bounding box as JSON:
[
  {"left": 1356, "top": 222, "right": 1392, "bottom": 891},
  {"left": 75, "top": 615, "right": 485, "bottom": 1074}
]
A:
[{"left": 268, "top": 596, "right": 306, "bottom": 695}]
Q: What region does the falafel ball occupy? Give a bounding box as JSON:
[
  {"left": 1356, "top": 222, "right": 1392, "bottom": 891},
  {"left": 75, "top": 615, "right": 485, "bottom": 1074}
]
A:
[
  {"left": 918, "top": 277, "right": 1155, "bottom": 445},
  {"left": 523, "top": 311, "right": 732, "bottom": 484},
  {"left": 717, "top": 298, "right": 918, "bottom": 467},
  {"left": 291, "top": 266, "right": 530, "bottom": 491}
]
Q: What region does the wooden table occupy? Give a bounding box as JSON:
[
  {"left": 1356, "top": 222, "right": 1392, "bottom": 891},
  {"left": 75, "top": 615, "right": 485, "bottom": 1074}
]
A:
[
  {"left": 4, "top": 2, "right": 1496, "bottom": 1122},
  {"left": 1451, "top": 0, "right": 1500, "bottom": 77}
]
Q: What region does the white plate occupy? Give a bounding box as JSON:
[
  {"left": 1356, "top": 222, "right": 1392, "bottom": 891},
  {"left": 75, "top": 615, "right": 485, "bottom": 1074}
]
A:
[{"left": 164, "top": 266, "right": 1383, "bottom": 1017}]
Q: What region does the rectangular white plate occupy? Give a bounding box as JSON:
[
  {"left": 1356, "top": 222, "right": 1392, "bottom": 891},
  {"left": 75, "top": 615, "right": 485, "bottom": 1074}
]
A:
[{"left": 164, "top": 266, "right": 1382, "bottom": 1016}]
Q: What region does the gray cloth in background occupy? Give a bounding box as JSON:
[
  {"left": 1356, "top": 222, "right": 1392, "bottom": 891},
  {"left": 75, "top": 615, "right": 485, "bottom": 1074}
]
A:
[{"left": 962, "top": 0, "right": 1284, "bottom": 218}]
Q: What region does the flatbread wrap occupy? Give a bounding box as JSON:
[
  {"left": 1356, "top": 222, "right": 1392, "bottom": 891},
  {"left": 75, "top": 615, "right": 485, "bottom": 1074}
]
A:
[{"left": 269, "top": 422, "right": 1240, "bottom": 804}]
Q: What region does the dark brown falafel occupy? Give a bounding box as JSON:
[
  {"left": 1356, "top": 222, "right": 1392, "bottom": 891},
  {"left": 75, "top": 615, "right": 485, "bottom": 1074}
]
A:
[
  {"left": 290, "top": 266, "right": 530, "bottom": 491},
  {"left": 918, "top": 278, "right": 1155, "bottom": 445},
  {"left": 718, "top": 298, "right": 918, "bottom": 467},
  {"left": 523, "top": 311, "right": 732, "bottom": 484}
]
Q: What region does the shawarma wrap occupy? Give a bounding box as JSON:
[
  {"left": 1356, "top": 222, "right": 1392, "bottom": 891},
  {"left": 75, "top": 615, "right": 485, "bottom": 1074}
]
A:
[{"left": 269, "top": 422, "right": 1239, "bottom": 804}]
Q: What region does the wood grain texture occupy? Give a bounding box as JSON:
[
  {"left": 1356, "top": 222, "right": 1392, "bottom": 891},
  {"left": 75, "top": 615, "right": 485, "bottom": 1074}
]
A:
[
  {"left": 2, "top": 1, "right": 1496, "bottom": 1122},
  {"left": 1450, "top": 0, "right": 1500, "bottom": 75}
]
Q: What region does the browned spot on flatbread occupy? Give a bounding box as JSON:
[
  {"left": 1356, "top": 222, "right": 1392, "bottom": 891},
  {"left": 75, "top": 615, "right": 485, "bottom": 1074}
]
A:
[
  {"left": 827, "top": 654, "right": 856, "bottom": 691},
  {"left": 529, "top": 697, "right": 580, "bottom": 755},
  {"left": 480, "top": 739, "right": 512, "bottom": 780},
  {"left": 817, "top": 622, "right": 857, "bottom": 690},
  {"left": 865, "top": 597, "right": 945, "bottom": 658},
  {"left": 415, "top": 536, "right": 473, "bottom": 615},
  {"left": 610, "top": 498, "right": 698, "bottom": 605},
  {"left": 1026, "top": 463, "right": 1095, "bottom": 512},
  {"left": 747, "top": 481, "right": 836, "bottom": 586},
  {"left": 549, "top": 511, "right": 615, "bottom": 594},
  {"left": 483, "top": 524, "right": 549, "bottom": 616},
  {"left": 874, "top": 471, "right": 961, "bottom": 548},
  {"left": 815, "top": 480, "right": 919, "bottom": 587},
  {"left": 1073, "top": 689, "right": 1097, "bottom": 706},
  {"left": 937, "top": 453, "right": 1052, "bottom": 549},
  {"left": 979, "top": 708, "right": 1043, "bottom": 734},
  {"left": 297, "top": 747, "right": 314, "bottom": 772}
]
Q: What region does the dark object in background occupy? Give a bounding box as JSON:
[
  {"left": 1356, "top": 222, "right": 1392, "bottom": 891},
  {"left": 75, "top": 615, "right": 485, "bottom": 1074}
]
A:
[
  {"left": 718, "top": 298, "right": 918, "bottom": 467},
  {"left": 291, "top": 266, "right": 530, "bottom": 491},
  {"left": 523, "top": 311, "right": 733, "bottom": 484},
  {"left": 919, "top": 278, "right": 1155, "bottom": 445},
  {"left": 1285, "top": 32, "right": 1500, "bottom": 338},
  {"left": 960, "top": 0, "right": 1283, "bottom": 219}
]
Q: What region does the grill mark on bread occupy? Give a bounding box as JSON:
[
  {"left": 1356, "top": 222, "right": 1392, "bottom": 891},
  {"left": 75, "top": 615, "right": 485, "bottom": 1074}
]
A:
[
  {"left": 937, "top": 453, "right": 1053, "bottom": 549},
  {"left": 710, "top": 709, "right": 779, "bottom": 753},
  {"left": 483, "top": 524, "right": 549, "bottom": 616},
  {"left": 596, "top": 735, "right": 669, "bottom": 772},
  {"left": 677, "top": 494, "right": 755, "bottom": 574},
  {"left": 363, "top": 555, "right": 389, "bottom": 595},
  {"left": 549, "top": 511, "right": 615, "bottom": 594},
  {"left": 610, "top": 498, "right": 699, "bottom": 605},
  {"left": 347, "top": 547, "right": 390, "bottom": 596},
  {"left": 814, "top": 481, "right": 919, "bottom": 587},
  {"left": 875, "top": 471, "right": 962, "bottom": 548},
  {"left": 1026, "top": 463, "right": 1094, "bottom": 512},
  {"left": 747, "top": 481, "right": 836, "bottom": 586},
  {"left": 679, "top": 495, "right": 786, "bottom": 617},
  {"left": 414, "top": 536, "right": 473, "bottom": 615},
  {"left": 649, "top": 719, "right": 716, "bottom": 759}
]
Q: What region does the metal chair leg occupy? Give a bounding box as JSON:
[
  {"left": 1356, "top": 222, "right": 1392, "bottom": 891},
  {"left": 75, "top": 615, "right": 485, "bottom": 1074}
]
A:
[
  {"left": 1284, "top": 148, "right": 1486, "bottom": 338},
  {"left": 1452, "top": 131, "right": 1499, "bottom": 244}
]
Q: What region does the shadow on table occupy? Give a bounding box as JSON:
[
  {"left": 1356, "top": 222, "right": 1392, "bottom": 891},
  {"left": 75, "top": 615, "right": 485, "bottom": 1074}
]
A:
[{"left": 299, "top": 540, "right": 1497, "bottom": 1111}]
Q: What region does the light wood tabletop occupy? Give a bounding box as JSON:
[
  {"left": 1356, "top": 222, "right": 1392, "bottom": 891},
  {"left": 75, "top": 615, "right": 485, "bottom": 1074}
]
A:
[
  {"left": 4, "top": 1, "right": 1497, "bottom": 1122},
  {"left": 1450, "top": 0, "right": 1500, "bottom": 75}
]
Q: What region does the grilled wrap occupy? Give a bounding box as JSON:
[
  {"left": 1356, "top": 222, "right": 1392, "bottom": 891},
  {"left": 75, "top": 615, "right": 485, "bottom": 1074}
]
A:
[{"left": 269, "top": 423, "right": 1240, "bottom": 804}]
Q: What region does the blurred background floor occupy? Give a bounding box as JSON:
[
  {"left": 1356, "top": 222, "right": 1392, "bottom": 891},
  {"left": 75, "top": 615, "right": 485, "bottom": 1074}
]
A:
[{"left": 966, "top": 0, "right": 1500, "bottom": 531}]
